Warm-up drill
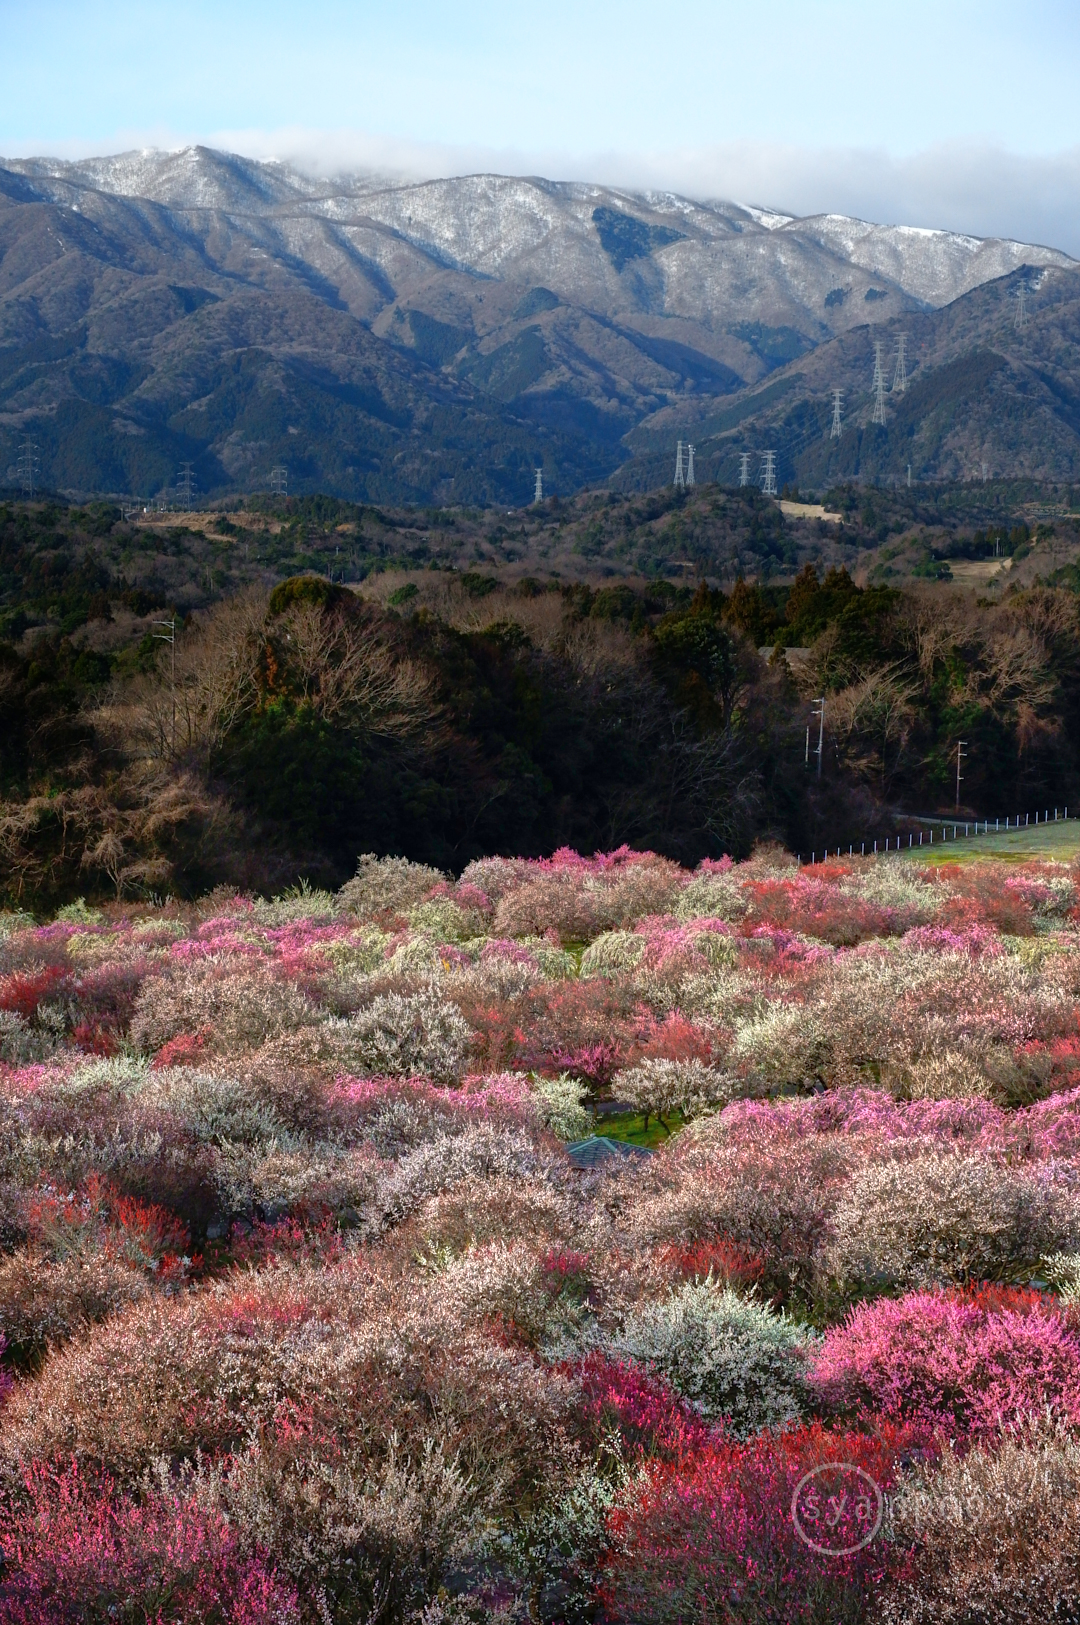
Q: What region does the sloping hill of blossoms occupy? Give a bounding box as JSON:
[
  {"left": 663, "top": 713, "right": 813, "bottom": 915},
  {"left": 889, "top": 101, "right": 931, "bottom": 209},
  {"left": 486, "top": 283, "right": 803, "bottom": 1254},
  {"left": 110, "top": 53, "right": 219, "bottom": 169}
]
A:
[{"left": 2, "top": 844, "right": 1080, "bottom": 1621}]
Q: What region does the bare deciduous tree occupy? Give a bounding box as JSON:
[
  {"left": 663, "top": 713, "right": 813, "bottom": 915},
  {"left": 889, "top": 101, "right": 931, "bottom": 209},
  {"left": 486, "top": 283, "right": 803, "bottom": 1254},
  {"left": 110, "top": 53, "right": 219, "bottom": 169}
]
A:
[
  {"left": 93, "top": 589, "right": 435, "bottom": 768},
  {"left": 828, "top": 665, "right": 920, "bottom": 794},
  {"left": 93, "top": 588, "right": 269, "bottom": 763},
  {"left": 272, "top": 602, "right": 434, "bottom": 734}
]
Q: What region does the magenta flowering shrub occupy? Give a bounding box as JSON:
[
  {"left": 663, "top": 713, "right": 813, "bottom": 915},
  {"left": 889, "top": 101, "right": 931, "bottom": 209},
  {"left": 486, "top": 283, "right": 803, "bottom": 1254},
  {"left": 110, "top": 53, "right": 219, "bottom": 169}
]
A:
[
  {"left": 0, "top": 846, "right": 1078, "bottom": 1618},
  {"left": 0, "top": 1459, "right": 299, "bottom": 1624},
  {"left": 573, "top": 1351, "right": 713, "bottom": 1461},
  {"left": 810, "top": 1290, "right": 1080, "bottom": 1438},
  {"left": 601, "top": 1420, "right": 917, "bottom": 1624}
]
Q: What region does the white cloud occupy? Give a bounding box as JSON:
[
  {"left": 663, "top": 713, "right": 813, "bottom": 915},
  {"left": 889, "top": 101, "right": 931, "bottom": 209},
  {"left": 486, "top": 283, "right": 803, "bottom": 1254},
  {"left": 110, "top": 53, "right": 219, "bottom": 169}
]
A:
[{"left": 208, "top": 131, "right": 1080, "bottom": 256}]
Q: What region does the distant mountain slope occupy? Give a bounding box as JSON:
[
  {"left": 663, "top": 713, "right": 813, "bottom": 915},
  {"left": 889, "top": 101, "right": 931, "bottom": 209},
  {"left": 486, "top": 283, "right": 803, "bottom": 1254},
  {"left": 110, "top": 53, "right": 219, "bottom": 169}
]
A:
[
  {"left": 617, "top": 263, "right": 1080, "bottom": 491},
  {"left": 0, "top": 146, "right": 1075, "bottom": 501}
]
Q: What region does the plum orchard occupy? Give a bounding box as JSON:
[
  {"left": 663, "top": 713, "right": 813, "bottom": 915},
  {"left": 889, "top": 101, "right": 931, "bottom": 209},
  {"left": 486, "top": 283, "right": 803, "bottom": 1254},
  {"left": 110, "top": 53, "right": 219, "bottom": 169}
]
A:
[{"left": 1, "top": 845, "right": 1080, "bottom": 1620}]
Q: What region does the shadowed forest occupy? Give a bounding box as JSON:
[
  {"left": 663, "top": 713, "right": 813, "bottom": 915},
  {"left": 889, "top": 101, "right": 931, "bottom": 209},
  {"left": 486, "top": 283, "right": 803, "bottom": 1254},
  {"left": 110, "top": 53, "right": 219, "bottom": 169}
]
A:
[{"left": 2, "top": 486, "right": 1080, "bottom": 906}]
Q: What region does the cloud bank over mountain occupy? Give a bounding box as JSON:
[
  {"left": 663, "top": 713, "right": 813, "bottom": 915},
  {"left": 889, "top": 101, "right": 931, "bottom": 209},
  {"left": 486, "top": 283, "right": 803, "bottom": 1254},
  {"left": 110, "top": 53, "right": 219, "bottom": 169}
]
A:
[{"left": 9, "top": 132, "right": 1080, "bottom": 260}]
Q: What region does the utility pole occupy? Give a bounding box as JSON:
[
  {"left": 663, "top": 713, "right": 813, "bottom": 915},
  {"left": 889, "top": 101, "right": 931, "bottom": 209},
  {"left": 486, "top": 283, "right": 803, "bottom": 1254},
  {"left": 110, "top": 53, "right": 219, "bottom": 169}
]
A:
[
  {"left": 154, "top": 617, "right": 178, "bottom": 756},
  {"left": 685, "top": 444, "right": 695, "bottom": 487},
  {"left": 270, "top": 465, "right": 288, "bottom": 497},
  {"left": 811, "top": 696, "right": 825, "bottom": 779},
  {"left": 177, "top": 462, "right": 196, "bottom": 511},
  {"left": 830, "top": 389, "right": 844, "bottom": 440},
  {"left": 17, "top": 437, "right": 39, "bottom": 498},
  {"left": 955, "top": 739, "right": 967, "bottom": 813},
  {"left": 673, "top": 440, "right": 685, "bottom": 489},
  {"left": 761, "top": 450, "right": 777, "bottom": 497},
  {"left": 892, "top": 334, "right": 908, "bottom": 394},
  {"left": 738, "top": 452, "right": 751, "bottom": 487},
  {"left": 533, "top": 467, "right": 543, "bottom": 504},
  {"left": 871, "top": 340, "right": 888, "bottom": 426}
]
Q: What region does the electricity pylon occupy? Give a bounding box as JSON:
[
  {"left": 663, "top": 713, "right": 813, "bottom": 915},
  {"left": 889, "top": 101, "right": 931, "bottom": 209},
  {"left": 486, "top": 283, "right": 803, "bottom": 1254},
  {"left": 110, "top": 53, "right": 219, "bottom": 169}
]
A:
[
  {"left": 761, "top": 450, "right": 777, "bottom": 497},
  {"left": 17, "top": 437, "right": 39, "bottom": 497},
  {"left": 830, "top": 389, "right": 844, "bottom": 440},
  {"left": 892, "top": 334, "right": 908, "bottom": 394},
  {"left": 871, "top": 340, "right": 888, "bottom": 425},
  {"left": 738, "top": 452, "right": 751, "bottom": 486},
  {"left": 673, "top": 440, "right": 685, "bottom": 488},
  {"left": 686, "top": 444, "right": 695, "bottom": 486},
  {"left": 533, "top": 467, "right": 543, "bottom": 503},
  {"left": 270, "top": 465, "right": 288, "bottom": 496}
]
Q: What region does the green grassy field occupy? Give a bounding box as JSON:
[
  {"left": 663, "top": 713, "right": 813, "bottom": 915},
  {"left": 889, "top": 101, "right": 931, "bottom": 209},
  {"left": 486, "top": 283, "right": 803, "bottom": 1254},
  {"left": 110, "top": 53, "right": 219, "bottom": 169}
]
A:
[
  {"left": 591, "top": 1110, "right": 687, "bottom": 1148},
  {"left": 901, "top": 817, "right": 1080, "bottom": 865}
]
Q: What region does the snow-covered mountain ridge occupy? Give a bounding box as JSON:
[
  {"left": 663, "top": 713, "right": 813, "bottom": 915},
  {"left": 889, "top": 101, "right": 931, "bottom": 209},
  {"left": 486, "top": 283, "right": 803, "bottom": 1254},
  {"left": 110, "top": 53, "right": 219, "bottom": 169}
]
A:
[
  {"left": 6, "top": 145, "right": 1072, "bottom": 317},
  {"left": 3, "top": 144, "right": 1080, "bottom": 501}
]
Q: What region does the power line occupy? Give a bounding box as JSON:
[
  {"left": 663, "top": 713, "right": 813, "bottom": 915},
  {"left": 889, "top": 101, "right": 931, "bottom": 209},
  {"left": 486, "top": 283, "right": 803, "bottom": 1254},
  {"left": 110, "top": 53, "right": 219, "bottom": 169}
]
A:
[
  {"left": 685, "top": 443, "right": 695, "bottom": 487},
  {"left": 760, "top": 450, "right": 777, "bottom": 497},
  {"left": 17, "top": 437, "right": 40, "bottom": 498},
  {"left": 738, "top": 452, "right": 751, "bottom": 487},
  {"left": 673, "top": 440, "right": 685, "bottom": 489},
  {"left": 829, "top": 389, "right": 844, "bottom": 440},
  {"left": 871, "top": 340, "right": 888, "bottom": 425},
  {"left": 892, "top": 334, "right": 908, "bottom": 394}
]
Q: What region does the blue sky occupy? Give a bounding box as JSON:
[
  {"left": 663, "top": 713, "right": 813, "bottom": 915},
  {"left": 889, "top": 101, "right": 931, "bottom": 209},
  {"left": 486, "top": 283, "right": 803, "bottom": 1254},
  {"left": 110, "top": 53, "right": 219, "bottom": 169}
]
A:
[{"left": 3, "top": 1, "right": 1080, "bottom": 247}]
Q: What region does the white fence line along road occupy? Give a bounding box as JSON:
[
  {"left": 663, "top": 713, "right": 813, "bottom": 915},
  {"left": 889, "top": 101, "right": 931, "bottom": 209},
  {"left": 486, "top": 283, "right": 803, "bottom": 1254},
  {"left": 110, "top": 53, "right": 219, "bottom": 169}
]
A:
[{"left": 797, "top": 808, "right": 1070, "bottom": 866}]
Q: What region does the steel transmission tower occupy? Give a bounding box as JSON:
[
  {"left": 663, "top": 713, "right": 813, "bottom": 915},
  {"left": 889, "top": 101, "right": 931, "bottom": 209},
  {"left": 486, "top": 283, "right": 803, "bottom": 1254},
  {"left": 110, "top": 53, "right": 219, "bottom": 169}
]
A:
[
  {"left": 685, "top": 444, "right": 695, "bottom": 487},
  {"left": 17, "top": 437, "right": 40, "bottom": 497},
  {"left": 673, "top": 440, "right": 685, "bottom": 488},
  {"left": 270, "top": 465, "right": 288, "bottom": 497},
  {"left": 760, "top": 451, "right": 777, "bottom": 497},
  {"left": 1015, "top": 281, "right": 1028, "bottom": 331},
  {"left": 738, "top": 452, "right": 751, "bottom": 486},
  {"left": 892, "top": 334, "right": 908, "bottom": 394},
  {"left": 830, "top": 389, "right": 844, "bottom": 440},
  {"left": 176, "top": 462, "right": 197, "bottom": 510},
  {"left": 871, "top": 340, "right": 888, "bottom": 426},
  {"left": 533, "top": 467, "right": 543, "bottom": 504}
]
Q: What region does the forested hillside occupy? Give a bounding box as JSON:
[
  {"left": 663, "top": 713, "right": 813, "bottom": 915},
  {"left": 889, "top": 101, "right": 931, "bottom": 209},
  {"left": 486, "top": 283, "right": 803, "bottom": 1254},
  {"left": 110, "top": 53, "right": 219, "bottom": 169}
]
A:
[{"left": 3, "top": 485, "right": 1080, "bottom": 906}]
